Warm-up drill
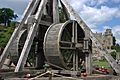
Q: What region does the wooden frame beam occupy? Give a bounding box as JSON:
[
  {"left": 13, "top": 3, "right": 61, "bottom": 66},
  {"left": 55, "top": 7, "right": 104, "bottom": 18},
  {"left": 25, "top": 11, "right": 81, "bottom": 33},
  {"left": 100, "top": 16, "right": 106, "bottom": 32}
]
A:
[
  {"left": 15, "top": 0, "right": 47, "bottom": 72},
  {"left": 0, "top": 0, "right": 36, "bottom": 68},
  {"left": 53, "top": 0, "right": 59, "bottom": 23}
]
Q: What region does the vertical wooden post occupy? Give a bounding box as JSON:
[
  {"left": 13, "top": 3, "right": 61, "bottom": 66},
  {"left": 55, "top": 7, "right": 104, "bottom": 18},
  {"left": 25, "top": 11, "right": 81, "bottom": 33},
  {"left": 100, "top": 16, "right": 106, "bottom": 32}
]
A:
[
  {"left": 35, "top": 41, "right": 39, "bottom": 67},
  {"left": 72, "top": 21, "right": 78, "bottom": 71},
  {"left": 73, "top": 53, "right": 76, "bottom": 71},
  {"left": 72, "top": 21, "right": 75, "bottom": 71},
  {"left": 85, "top": 53, "right": 92, "bottom": 75},
  {"left": 75, "top": 49, "right": 78, "bottom": 71},
  {"left": 84, "top": 38, "right": 92, "bottom": 75},
  {"left": 75, "top": 22, "right": 78, "bottom": 71},
  {"left": 53, "top": 0, "right": 59, "bottom": 23},
  {"left": 49, "top": 73, "right": 52, "bottom": 80}
]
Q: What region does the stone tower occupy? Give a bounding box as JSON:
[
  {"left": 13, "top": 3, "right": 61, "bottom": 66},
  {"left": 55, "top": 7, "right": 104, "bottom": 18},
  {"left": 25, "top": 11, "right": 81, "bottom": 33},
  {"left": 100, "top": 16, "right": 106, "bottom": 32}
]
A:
[
  {"left": 92, "top": 29, "right": 113, "bottom": 58},
  {"left": 103, "top": 29, "right": 113, "bottom": 49}
]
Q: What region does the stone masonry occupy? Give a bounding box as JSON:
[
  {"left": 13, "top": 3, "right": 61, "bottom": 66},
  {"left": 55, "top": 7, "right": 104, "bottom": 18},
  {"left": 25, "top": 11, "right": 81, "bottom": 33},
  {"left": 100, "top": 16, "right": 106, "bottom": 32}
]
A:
[{"left": 92, "top": 29, "right": 113, "bottom": 58}]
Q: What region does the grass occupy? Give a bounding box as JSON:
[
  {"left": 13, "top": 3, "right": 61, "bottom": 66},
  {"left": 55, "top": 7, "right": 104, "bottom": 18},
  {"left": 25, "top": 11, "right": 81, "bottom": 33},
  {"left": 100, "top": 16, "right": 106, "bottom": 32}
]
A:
[
  {"left": 93, "top": 60, "right": 112, "bottom": 70},
  {"left": 0, "top": 26, "right": 14, "bottom": 48}
]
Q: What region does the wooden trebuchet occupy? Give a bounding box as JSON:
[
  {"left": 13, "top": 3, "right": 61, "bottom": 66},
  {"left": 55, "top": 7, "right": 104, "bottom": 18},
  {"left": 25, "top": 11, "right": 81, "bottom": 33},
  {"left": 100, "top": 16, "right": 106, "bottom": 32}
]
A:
[{"left": 0, "top": 0, "right": 119, "bottom": 76}]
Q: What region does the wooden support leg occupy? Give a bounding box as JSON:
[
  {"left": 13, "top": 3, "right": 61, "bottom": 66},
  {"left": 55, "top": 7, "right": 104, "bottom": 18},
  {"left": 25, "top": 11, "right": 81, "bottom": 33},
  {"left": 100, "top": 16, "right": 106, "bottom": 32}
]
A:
[
  {"left": 73, "top": 51, "right": 76, "bottom": 71},
  {"left": 0, "top": 0, "right": 36, "bottom": 69},
  {"left": 75, "top": 50, "right": 78, "bottom": 71},
  {"left": 14, "top": 0, "right": 47, "bottom": 72},
  {"left": 85, "top": 53, "right": 92, "bottom": 75},
  {"left": 73, "top": 50, "right": 79, "bottom": 71},
  {"left": 53, "top": 0, "right": 59, "bottom": 23}
]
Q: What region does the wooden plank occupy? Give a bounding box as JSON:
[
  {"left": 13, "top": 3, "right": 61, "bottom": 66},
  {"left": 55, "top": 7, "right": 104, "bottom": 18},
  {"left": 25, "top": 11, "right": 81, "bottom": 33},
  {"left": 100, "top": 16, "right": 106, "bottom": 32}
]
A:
[
  {"left": 72, "top": 21, "right": 76, "bottom": 71},
  {"left": 84, "top": 38, "right": 91, "bottom": 75},
  {"left": 60, "top": 47, "right": 76, "bottom": 50},
  {"left": 14, "top": 0, "right": 47, "bottom": 72},
  {"left": 72, "top": 21, "right": 79, "bottom": 71},
  {"left": 40, "top": 20, "right": 52, "bottom": 26},
  {"left": 0, "top": 0, "right": 36, "bottom": 68},
  {"left": 0, "top": 70, "right": 43, "bottom": 78},
  {"left": 53, "top": 0, "right": 59, "bottom": 23},
  {"left": 45, "top": 62, "right": 65, "bottom": 70},
  {"left": 44, "top": 23, "right": 68, "bottom": 68},
  {"left": 75, "top": 22, "right": 78, "bottom": 71},
  {"left": 60, "top": 0, "right": 120, "bottom": 74},
  {"left": 85, "top": 53, "right": 92, "bottom": 75},
  {"left": 3, "top": 78, "right": 77, "bottom": 80},
  {"left": 31, "top": 0, "right": 41, "bottom": 15},
  {"left": 60, "top": 41, "right": 74, "bottom": 44},
  {"left": 3, "top": 75, "right": 116, "bottom": 80}
]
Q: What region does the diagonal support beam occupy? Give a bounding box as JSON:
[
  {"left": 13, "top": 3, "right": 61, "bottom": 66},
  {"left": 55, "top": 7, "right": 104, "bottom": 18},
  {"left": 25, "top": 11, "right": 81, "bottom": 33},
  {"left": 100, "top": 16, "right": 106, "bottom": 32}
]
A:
[
  {"left": 15, "top": 0, "right": 47, "bottom": 72},
  {"left": 60, "top": 0, "right": 120, "bottom": 74},
  {"left": 53, "top": 0, "right": 59, "bottom": 23},
  {"left": 0, "top": 0, "right": 36, "bottom": 68}
]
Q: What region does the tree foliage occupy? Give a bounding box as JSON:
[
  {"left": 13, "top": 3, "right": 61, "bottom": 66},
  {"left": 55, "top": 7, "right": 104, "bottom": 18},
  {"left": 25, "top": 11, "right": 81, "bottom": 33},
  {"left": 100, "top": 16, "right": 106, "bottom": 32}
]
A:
[
  {"left": 111, "top": 51, "right": 116, "bottom": 59},
  {"left": 0, "top": 26, "right": 14, "bottom": 48},
  {"left": 115, "top": 46, "right": 120, "bottom": 52},
  {"left": 111, "top": 45, "right": 120, "bottom": 52},
  {"left": 59, "top": 7, "right": 67, "bottom": 22},
  {"left": 113, "top": 36, "right": 116, "bottom": 46},
  {"left": 0, "top": 8, "right": 18, "bottom": 26}
]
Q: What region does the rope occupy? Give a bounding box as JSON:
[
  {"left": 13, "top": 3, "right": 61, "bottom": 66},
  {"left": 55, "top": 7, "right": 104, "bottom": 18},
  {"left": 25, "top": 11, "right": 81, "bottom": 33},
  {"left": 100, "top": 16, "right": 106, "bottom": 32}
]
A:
[
  {"left": 28, "top": 70, "right": 78, "bottom": 80},
  {"left": 28, "top": 71, "right": 51, "bottom": 80}
]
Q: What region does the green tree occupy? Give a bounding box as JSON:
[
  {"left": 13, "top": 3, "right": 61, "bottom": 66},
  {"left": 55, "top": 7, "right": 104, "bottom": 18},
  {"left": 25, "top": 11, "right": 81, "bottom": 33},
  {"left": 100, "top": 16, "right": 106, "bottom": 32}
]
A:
[
  {"left": 111, "top": 51, "right": 116, "bottom": 59},
  {"left": 116, "top": 43, "right": 119, "bottom": 46},
  {"left": 113, "top": 36, "right": 116, "bottom": 46},
  {"left": 0, "top": 26, "right": 14, "bottom": 48},
  {"left": 115, "top": 45, "right": 120, "bottom": 52},
  {"left": 0, "top": 8, "right": 18, "bottom": 26},
  {"left": 59, "top": 7, "right": 67, "bottom": 22}
]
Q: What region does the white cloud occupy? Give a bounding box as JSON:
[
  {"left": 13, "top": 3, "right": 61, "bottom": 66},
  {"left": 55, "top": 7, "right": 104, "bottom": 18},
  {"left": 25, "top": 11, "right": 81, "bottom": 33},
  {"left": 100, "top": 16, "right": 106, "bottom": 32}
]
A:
[
  {"left": 15, "top": 14, "right": 22, "bottom": 21},
  {"left": 112, "top": 0, "right": 120, "bottom": 3},
  {"left": 80, "top": 6, "right": 119, "bottom": 26},
  {"left": 116, "top": 10, "right": 120, "bottom": 18},
  {"left": 70, "top": 0, "right": 108, "bottom": 7},
  {"left": 107, "top": 25, "right": 120, "bottom": 44},
  {"left": 70, "top": 0, "right": 120, "bottom": 27},
  {"left": 103, "top": 26, "right": 112, "bottom": 30},
  {"left": 70, "top": 0, "right": 87, "bottom": 11},
  {"left": 96, "top": 0, "right": 108, "bottom": 5},
  {"left": 87, "top": 0, "right": 108, "bottom": 6}
]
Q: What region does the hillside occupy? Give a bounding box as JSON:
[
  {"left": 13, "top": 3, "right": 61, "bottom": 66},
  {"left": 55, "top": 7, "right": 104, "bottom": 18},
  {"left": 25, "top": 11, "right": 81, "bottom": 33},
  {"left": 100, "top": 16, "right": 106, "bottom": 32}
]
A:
[{"left": 0, "top": 25, "right": 15, "bottom": 48}]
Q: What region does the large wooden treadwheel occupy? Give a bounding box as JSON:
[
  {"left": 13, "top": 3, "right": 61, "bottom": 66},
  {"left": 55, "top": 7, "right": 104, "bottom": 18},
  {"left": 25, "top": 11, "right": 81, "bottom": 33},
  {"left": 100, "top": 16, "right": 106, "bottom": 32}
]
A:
[{"left": 44, "top": 20, "right": 85, "bottom": 70}]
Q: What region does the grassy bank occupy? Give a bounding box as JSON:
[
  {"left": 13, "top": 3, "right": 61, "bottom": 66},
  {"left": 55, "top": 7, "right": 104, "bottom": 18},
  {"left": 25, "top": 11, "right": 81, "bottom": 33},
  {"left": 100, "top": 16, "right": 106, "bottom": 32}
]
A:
[
  {"left": 0, "top": 26, "right": 15, "bottom": 48},
  {"left": 93, "top": 60, "right": 112, "bottom": 70}
]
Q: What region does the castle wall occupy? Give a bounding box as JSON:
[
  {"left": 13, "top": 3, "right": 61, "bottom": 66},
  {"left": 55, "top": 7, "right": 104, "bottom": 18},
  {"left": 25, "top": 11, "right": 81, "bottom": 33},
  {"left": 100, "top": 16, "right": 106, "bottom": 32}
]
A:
[{"left": 92, "top": 29, "right": 113, "bottom": 58}]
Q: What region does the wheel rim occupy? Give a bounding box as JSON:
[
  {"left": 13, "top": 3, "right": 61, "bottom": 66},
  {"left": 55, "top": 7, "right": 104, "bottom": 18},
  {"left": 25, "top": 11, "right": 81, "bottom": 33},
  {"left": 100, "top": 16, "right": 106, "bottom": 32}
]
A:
[{"left": 44, "top": 20, "right": 85, "bottom": 70}]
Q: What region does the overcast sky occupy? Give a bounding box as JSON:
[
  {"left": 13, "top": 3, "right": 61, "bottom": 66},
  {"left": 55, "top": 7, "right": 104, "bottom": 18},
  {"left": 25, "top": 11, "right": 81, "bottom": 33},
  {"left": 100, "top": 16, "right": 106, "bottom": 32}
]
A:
[{"left": 0, "top": 0, "right": 120, "bottom": 44}]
